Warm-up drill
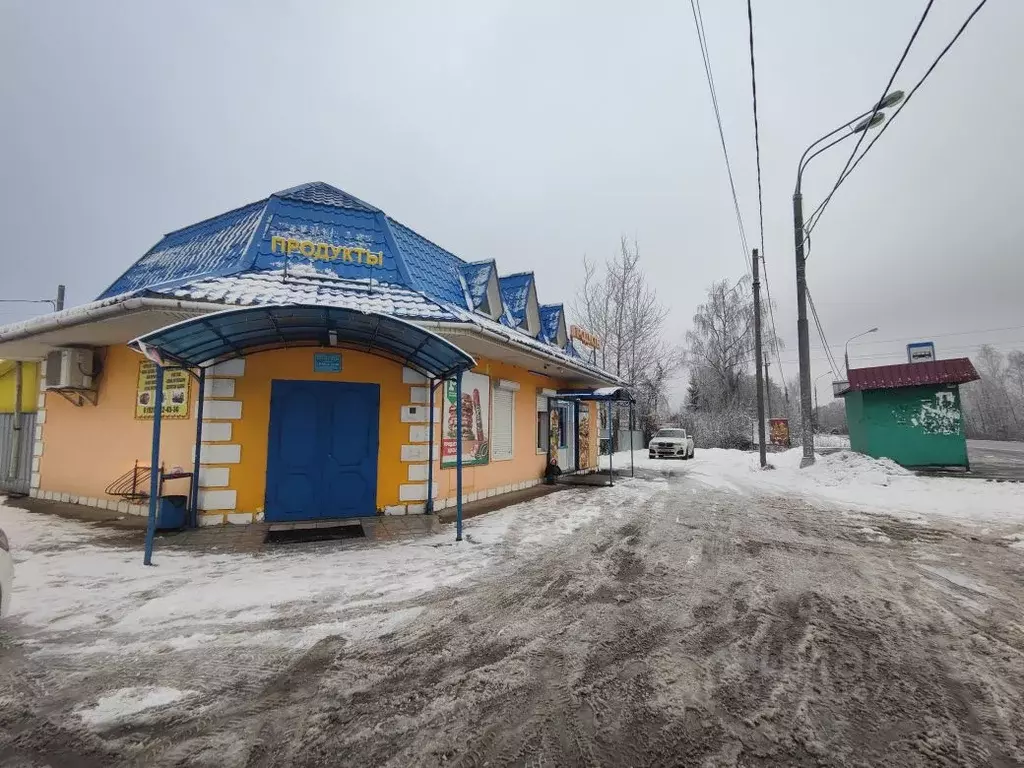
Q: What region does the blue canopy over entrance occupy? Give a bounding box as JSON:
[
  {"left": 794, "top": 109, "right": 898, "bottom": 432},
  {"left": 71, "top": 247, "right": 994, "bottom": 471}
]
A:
[
  {"left": 128, "top": 304, "right": 477, "bottom": 566},
  {"left": 129, "top": 304, "right": 475, "bottom": 380}
]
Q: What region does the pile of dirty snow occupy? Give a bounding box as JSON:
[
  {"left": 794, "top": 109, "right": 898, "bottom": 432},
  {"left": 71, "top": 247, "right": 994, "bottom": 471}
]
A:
[{"left": 774, "top": 449, "right": 911, "bottom": 487}]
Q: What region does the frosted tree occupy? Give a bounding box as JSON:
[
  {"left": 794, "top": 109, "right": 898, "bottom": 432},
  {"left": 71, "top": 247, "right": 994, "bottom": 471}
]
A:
[{"left": 572, "top": 237, "right": 679, "bottom": 442}]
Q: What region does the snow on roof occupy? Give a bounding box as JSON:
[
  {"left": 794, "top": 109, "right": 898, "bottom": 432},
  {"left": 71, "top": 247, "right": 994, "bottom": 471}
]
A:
[
  {"left": 459, "top": 261, "right": 494, "bottom": 310},
  {"left": 498, "top": 273, "right": 534, "bottom": 327},
  {"left": 163, "top": 265, "right": 457, "bottom": 321},
  {"left": 539, "top": 304, "right": 564, "bottom": 344},
  {"left": 448, "top": 303, "right": 621, "bottom": 383},
  {"left": 98, "top": 200, "right": 265, "bottom": 299}
]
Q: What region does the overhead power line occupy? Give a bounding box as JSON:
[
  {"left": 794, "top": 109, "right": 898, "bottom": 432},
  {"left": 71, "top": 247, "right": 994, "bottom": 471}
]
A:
[
  {"left": 689, "top": 0, "right": 751, "bottom": 275},
  {"left": 804, "top": 0, "right": 934, "bottom": 240},
  {"left": 744, "top": 0, "right": 786, "bottom": 391},
  {"left": 806, "top": 0, "right": 988, "bottom": 236},
  {"left": 806, "top": 286, "right": 841, "bottom": 377},
  {"left": 740, "top": 338, "right": 1024, "bottom": 370}
]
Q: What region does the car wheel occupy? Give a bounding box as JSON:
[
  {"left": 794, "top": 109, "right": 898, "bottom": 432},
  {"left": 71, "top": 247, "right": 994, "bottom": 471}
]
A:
[{"left": 689, "top": 449, "right": 695, "bottom": 459}]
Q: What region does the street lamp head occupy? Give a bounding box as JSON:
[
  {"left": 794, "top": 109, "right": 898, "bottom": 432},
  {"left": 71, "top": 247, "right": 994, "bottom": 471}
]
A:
[
  {"left": 867, "top": 327, "right": 879, "bottom": 334},
  {"left": 877, "top": 90, "right": 905, "bottom": 109},
  {"left": 852, "top": 112, "right": 885, "bottom": 132}
]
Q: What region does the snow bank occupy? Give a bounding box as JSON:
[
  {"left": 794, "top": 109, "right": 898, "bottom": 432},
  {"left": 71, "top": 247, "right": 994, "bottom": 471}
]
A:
[{"left": 612, "top": 448, "right": 1024, "bottom": 528}]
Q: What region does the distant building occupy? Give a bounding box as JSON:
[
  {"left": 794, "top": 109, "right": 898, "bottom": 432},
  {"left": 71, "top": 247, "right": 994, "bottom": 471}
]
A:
[{"left": 838, "top": 359, "right": 979, "bottom": 469}]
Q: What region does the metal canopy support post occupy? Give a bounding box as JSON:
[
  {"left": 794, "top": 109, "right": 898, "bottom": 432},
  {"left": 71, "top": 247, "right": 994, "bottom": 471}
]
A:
[
  {"left": 143, "top": 364, "right": 165, "bottom": 566},
  {"left": 630, "top": 402, "right": 635, "bottom": 478},
  {"left": 426, "top": 379, "right": 437, "bottom": 514},
  {"left": 190, "top": 367, "right": 206, "bottom": 527},
  {"left": 546, "top": 396, "right": 553, "bottom": 472},
  {"left": 607, "top": 402, "right": 614, "bottom": 487},
  {"left": 455, "top": 372, "right": 464, "bottom": 542},
  {"left": 9, "top": 361, "right": 23, "bottom": 482}
]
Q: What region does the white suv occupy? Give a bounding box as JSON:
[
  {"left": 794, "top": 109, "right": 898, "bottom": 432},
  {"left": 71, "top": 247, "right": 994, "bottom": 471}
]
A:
[{"left": 648, "top": 428, "right": 695, "bottom": 460}]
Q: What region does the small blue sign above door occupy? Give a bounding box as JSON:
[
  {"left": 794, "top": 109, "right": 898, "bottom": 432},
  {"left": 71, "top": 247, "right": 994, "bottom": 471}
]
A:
[{"left": 313, "top": 353, "right": 342, "bottom": 373}]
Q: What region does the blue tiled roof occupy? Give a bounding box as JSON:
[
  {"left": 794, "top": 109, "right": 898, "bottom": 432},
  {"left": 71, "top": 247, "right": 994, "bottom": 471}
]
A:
[
  {"left": 386, "top": 217, "right": 466, "bottom": 307},
  {"left": 274, "top": 182, "right": 379, "bottom": 213},
  {"left": 98, "top": 200, "right": 266, "bottom": 299},
  {"left": 459, "top": 260, "right": 494, "bottom": 310},
  {"left": 499, "top": 273, "right": 534, "bottom": 328},
  {"left": 91, "top": 181, "right": 604, "bottom": 370},
  {"left": 539, "top": 304, "right": 564, "bottom": 345}
]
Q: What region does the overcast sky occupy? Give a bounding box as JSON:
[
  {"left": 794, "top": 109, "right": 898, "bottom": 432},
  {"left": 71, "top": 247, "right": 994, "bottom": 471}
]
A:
[{"left": 2, "top": 1, "right": 1022, "bottom": 403}]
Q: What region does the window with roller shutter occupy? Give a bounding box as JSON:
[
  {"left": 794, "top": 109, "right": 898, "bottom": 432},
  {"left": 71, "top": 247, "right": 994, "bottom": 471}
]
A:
[{"left": 492, "top": 386, "right": 515, "bottom": 460}]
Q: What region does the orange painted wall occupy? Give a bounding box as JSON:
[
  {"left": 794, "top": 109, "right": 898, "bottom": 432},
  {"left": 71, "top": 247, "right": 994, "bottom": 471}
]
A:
[
  {"left": 37, "top": 345, "right": 196, "bottom": 500},
  {"left": 38, "top": 343, "right": 604, "bottom": 516},
  {"left": 429, "top": 357, "right": 572, "bottom": 500},
  {"left": 229, "top": 347, "right": 407, "bottom": 512}
]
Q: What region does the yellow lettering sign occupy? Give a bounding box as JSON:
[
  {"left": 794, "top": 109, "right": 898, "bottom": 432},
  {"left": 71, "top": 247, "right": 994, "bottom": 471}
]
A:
[
  {"left": 270, "top": 234, "right": 384, "bottom": 268},
  {"left": 570, "top": 325, "right": 600, "bottom": 349}
]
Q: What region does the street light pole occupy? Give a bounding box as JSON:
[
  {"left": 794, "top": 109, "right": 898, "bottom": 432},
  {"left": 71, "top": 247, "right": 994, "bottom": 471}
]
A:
[
  {"left": 845, "top": 327, "right": 879, "bottom": 374},
  {"left": 792, "top": 91, "right": 902, "bottom": 468}
]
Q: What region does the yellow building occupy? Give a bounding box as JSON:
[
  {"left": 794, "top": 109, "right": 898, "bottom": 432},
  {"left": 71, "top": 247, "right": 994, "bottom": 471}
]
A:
[
  {"left": 0, "top": 183, "right": 622, "bottom": 534},
  {"left": 0, "top": 360, "right": 38, "bottom": 413}
]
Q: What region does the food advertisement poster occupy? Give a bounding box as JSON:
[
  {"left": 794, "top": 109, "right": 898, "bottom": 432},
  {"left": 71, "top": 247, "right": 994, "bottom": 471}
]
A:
[
  {"left": 442, "top": 372, "right": 490, "bottom": 467},
  {"left": 768, "top": 418, "right": 791, "bottom": 447},
  {"left": 549, "top": 408, "right": 562, "bottom": 462},
  {"left": 135, "top": 362, "right": 191, "bottom": 420},
  {"left": 578, "top": 406, "right": 592, "bottom": 468}
]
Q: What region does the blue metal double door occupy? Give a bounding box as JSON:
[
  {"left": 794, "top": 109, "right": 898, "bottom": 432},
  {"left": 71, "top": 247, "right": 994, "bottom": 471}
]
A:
[{"left": 265, "top": 380, "right": 379, "bottom": 522}]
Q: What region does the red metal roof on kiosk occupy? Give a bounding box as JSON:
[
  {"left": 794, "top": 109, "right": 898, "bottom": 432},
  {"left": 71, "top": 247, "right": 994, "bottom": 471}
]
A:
[{"left": 846, "top": 358, "right": 980, "bottom": 392}]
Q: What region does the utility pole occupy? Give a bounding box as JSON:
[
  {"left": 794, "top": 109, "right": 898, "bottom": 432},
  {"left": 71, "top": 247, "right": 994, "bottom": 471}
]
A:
[
  {"left": 56, "top": 284, "right": 66, "bottom": 311},
  {"left": 752, "top": 249, "right": 766, "bottom": 468},
  {"left": 792, "top": 191, "right": 814, "bottom": 466}
]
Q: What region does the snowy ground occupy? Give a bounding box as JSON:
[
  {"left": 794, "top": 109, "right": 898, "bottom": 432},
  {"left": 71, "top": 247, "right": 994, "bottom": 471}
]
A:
[
  {"left": 609, "top": 446, "right": 1024, "bottom": 529},
  {"left": 3, "top": 449, "right": 1024, "bottom": 766}
]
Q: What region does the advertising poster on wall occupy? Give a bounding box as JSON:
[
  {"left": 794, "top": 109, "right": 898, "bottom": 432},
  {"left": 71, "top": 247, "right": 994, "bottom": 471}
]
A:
[
  {"left": 135, "top": 362, "right": 191, "bottom": 420},
  {"left": 442, "top": 372, "right": 490, "bottom": 467},
  {"left": 549, "top": 408, "right": 562, "bottom": 462},
  {"left": 578, "top": 406, "right": 592, "bottom": 468}
]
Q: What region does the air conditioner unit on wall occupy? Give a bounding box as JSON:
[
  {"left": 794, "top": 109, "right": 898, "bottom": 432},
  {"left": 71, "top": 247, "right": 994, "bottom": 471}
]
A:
[{"left": 44, "top": 348, "right": 95, "bottom": 390}]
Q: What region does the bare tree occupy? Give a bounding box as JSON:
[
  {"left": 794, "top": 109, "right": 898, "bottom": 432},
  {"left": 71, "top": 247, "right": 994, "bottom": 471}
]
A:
[
  {"left": 572, "top": 237, "right": 680, "bottom": 443},
  {"left": 685, "top": 278, "right": 754, "bottom": 406}
]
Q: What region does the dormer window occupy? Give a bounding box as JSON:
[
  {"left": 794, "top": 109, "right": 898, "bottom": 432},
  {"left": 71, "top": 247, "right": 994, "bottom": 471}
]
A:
[{"left": 498, "top": 273, "right": 541, "bottom": 337}]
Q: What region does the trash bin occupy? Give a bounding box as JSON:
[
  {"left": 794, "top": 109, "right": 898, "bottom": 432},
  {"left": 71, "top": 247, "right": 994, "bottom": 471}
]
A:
[{"left": 156, "top": 495, "right": 188, "bottom": 530}]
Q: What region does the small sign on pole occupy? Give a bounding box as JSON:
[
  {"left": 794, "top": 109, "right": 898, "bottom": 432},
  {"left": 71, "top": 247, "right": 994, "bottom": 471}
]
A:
[
  {"left": 907, "top": 342, "right": 936, "bottom": 364},
  {"left": 768, "top": 418, "right": 791, "bottom": 447}
]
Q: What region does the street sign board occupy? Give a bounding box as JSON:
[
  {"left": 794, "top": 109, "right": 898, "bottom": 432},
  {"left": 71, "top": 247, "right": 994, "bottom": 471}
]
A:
[{"left": 907, "top": 342, "right": 936, "bottom": 364}]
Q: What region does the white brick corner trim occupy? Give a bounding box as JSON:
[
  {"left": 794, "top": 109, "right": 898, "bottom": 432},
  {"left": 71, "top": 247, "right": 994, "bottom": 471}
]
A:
[
  {"left": 198, "top": 443, "right": 242, "bottom": 464},
  {"left": 402, "top": 367, "right": 428, "bottom": 385},
  {"left": 209, "top": 359, "right": 246, "bottom": 377},
  {"left": 199, "top": 489, "right": 237, "bottom": 511}
]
